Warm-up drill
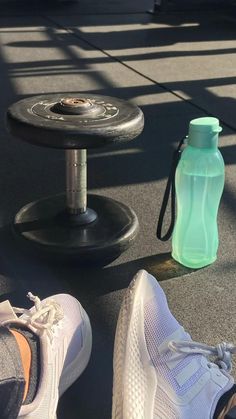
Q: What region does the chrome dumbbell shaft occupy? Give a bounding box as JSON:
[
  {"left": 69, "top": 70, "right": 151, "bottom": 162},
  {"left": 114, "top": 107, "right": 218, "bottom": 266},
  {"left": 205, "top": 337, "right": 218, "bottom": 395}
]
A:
[{"left": 66, "top": 149, "right": 87, "bottom": 215}]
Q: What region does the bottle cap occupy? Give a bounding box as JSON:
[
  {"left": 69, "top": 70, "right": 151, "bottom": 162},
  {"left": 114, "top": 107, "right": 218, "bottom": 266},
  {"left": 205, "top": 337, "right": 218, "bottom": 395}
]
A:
[{"left": 187, "top": 117, "right": 222, "bottom": 148}]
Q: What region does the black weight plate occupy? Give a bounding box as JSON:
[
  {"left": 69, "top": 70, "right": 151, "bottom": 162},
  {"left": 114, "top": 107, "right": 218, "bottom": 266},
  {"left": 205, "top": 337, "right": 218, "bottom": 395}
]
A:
[
  {"left": 6, "top": 93, "right": 144, "bottom": 149},
  {"left": 13, "top": 194, "right": 139, "bottom": 264}
]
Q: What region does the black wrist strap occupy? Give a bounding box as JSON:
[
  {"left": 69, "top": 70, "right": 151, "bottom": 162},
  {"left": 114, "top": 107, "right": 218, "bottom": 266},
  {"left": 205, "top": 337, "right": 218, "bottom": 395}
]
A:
[{"left": 156, "top": 138, "right": 185, "bottom": 241}]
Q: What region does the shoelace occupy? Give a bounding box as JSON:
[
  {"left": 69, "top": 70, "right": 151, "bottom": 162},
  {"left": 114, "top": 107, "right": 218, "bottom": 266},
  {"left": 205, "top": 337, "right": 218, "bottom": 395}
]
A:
[
  {"left": 13, "top": 292, "right": 64, "bottom": 340},
  {"left": 169, "top": 340, "right": 236, "bottom": 372}
]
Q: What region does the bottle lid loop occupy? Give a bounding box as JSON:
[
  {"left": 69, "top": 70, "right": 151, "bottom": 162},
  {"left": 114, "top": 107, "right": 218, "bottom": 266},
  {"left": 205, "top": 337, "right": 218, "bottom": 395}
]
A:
[{"left": 156, "top": 138, "right": 185, "bottom": 241}]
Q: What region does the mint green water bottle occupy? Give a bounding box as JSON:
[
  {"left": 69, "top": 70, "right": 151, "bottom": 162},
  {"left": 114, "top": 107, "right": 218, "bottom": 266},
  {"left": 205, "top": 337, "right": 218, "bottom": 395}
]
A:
[{"left": 171, "top": 117, "right": 224, "bottom": 269}]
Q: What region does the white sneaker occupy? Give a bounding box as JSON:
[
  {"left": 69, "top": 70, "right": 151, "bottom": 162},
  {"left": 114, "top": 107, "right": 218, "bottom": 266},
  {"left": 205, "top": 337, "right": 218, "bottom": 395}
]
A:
[
  {"left": 112, "top": 270, "right": 235, "bottom": 419},
  {"left": 0, "top": 292, "right": 92, "bottom": 419}
]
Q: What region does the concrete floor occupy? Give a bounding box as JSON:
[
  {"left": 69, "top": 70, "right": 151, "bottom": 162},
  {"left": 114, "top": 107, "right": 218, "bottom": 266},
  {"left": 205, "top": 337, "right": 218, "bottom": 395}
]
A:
[{"left": 0, "top": 1, "right": 236, "bottom": 418}]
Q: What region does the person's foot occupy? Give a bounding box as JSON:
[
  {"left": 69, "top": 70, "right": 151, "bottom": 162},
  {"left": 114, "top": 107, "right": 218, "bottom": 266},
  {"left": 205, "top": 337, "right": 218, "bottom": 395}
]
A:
[
  {"left": 112, "top": 270, "right": 235, "bottom": 419},
  {"left": 0, "top": 291, "right": 92, "bottom": 419}
]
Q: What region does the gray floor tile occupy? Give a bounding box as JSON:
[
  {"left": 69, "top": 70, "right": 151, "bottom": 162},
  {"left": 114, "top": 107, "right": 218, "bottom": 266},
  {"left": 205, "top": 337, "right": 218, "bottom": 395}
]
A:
[
  {"left": 0, "top": 6, "right": 235, "bottom": 419},
  {"left": 53, "top": 11, "right": 236, "bottom": 130}
]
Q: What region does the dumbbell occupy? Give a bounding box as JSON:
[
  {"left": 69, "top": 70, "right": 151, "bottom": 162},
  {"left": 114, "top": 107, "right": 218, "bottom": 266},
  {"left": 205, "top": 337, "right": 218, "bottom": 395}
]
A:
[{"left": 7, "top": 93, "right": 144, "bottom": 264}]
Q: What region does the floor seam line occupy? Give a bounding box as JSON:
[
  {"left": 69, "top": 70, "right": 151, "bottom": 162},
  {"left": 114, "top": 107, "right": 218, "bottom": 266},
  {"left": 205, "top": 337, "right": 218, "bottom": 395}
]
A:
[{"left": 42, "top": 14, "right": 236, "bottom": 133}]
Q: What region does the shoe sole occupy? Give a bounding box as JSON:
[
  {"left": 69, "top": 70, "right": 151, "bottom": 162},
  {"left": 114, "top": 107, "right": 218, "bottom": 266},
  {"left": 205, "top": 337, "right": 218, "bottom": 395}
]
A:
[{"left": 112, "top": 270, "right": 157, "bottom": 419}]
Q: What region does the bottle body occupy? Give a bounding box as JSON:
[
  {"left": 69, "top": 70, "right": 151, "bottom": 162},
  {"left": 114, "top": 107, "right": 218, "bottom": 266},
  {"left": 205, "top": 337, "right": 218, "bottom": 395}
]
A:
[{"left": 172, "top": 145, "right": 224, "bottom": 268}]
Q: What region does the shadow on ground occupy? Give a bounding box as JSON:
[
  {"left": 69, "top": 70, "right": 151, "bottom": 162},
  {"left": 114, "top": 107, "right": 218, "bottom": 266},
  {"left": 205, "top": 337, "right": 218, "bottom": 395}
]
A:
[{"left": 0, "top": 4, "right": 235, "bottom": 418}]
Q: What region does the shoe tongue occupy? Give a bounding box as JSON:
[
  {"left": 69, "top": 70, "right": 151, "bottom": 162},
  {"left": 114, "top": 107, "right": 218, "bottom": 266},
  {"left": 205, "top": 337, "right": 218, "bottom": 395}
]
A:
[
  {"left": 0, "top": 300, "right": 18, "bottom": 323},
  {"left": 0, "top": 301, "right": 37, "bottom": 333}
]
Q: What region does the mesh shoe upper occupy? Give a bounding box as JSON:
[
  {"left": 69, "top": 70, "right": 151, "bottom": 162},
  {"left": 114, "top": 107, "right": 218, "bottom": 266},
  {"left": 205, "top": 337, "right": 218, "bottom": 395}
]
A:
[
  {"left": 112, "top": 270, "right": 235, "bottom": 419},
  {"left": 143, "top": 271, "right": 235, "bottom": 419},
  {"left": 0, "top": 292, "right": 92, "bottom": 419}
]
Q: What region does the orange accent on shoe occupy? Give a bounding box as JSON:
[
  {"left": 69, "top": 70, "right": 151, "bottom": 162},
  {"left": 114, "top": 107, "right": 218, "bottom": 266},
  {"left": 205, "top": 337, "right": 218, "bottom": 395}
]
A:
[{"left": 10, "top": 329, "right": 32, "bottom": 402}]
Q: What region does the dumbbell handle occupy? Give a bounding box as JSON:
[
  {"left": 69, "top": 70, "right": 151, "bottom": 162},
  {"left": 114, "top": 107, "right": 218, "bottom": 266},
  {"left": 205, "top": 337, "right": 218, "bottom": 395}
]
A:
[{"left": 66, "top": 149, "right": 87, "bottom": 214}]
